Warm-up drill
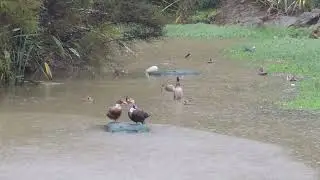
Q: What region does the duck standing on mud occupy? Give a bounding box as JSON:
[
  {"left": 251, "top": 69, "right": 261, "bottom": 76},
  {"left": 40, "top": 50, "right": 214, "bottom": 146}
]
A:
[
  {"left": 128, "top": 104, "right": 150, "bottom": 124},
  {"left": 106, "top": 99, "right": 127, "bottom": 122},
  {"left": 173, "top": 76, "right": 183, "bottom": 101}
]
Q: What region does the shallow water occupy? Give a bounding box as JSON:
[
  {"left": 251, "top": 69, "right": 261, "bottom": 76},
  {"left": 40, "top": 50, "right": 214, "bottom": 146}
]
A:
[{"left": 0, "top": 39, "right": 320, "bottom": 179}]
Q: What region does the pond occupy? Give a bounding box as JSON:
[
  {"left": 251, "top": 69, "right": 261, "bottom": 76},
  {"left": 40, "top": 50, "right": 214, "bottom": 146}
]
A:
[{"left": 0, "top": 39, "right": 319, "bottom": 179}]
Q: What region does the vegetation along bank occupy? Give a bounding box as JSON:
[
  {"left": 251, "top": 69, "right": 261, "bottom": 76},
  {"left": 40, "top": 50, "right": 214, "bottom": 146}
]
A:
[{"left": 2, "top": 0, "right": 320, "bottom": 109}]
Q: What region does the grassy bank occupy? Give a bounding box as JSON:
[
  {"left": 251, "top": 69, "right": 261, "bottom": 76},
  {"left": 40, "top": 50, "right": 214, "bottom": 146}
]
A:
[{"left": 165, "top": 23, "right": 320, "bottom": 110}]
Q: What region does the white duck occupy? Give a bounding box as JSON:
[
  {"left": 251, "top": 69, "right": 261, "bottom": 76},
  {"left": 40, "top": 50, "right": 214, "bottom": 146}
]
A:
[{"left": 145, "top": 65, "right": 158, "bottom": 78}]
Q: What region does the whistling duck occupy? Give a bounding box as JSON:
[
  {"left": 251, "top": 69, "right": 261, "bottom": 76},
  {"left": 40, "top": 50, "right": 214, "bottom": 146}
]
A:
[
  {"left": 106, "top": 99, "right": 127, "bottom": 121},
  {"left": 173, "top": 76, "right": 183, "bottom": 101},
  {"left": 257, "top": 67, "right": 268, "bottom": 76},
  {"left": 287, "top": 74, "right": 297, "bottom": 82},
  {"left": 128, "top": 104, "right": 150, "bottom": 124},
  {"left": 145, "top": 65, "right": 158, "bottom": 78}
]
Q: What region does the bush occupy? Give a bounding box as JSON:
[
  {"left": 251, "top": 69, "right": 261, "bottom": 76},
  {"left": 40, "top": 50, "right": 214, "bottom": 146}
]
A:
[{"left": 0, "top": 0, "right": 165, "bottom": 86}]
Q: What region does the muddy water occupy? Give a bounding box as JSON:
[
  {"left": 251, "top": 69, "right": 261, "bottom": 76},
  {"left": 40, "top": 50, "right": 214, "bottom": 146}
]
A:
[{"left": 0, "top": 39, "right": 319, "bottom": 179}]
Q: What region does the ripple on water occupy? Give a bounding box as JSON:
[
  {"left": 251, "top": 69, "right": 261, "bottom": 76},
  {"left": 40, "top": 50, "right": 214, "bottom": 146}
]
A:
[{"left": 0, "top": 124, "right": 318, "bottom": 180}]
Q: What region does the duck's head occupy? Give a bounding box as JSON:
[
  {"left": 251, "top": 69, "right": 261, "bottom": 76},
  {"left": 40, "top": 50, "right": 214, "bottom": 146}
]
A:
[
  {"left": 175, "top": 76, "right": 181, "bottom": 87},
  {"left": 129, "top": 104, "right": 137, "bottom": 113}
]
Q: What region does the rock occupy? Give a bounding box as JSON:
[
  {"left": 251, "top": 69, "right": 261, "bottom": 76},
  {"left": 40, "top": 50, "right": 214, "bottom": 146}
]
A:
[
  {"left": 238, "top": 17, "right": 263, "bottom": 27},
  {"left": 264, "top": 16, "right": 298, "bottom": 27},
  {"left": 290, "top": 9, "right": 320, "bottom": 27},
  {"left": 104, "top": 121, "right": 150, "bottom": 133}
]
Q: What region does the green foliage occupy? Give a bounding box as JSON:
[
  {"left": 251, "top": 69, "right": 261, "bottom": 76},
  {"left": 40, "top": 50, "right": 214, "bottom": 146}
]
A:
[
  {"left": 257, "top": 0, "right": 313, "bottom": 14},
  {"left": 0, "top": 0, "right": 40, "bottom": 33},
  {"left": 188, "top": 9, "right": 217, "bottom": 24},
  {"left": 312, "top": 0, "right": 320, "bottom": 7},
  {"left": 165, "top": 23, "right": 320, "bottom": 109},
  {"left": 148, "top": 0, "right": 219, "bottom": 24},
  {"left": 0, "top": 0, "right": 165, "bottom": 86}
]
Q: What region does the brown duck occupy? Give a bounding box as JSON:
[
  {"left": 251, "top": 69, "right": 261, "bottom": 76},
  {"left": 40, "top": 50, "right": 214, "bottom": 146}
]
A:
[{"left": 106, "top": 99, "right": 127, "bottom": 121}]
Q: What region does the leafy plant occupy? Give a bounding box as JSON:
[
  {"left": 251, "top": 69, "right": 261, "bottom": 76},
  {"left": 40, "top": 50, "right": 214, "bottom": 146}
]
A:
[{"left": 256, "top": 0, "right": 313, "bottom": 14}]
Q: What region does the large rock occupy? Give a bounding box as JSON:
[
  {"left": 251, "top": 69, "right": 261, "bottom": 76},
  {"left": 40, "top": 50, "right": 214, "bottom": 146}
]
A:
[
  {"left": 104, "top": 121, "right": 150, "bottom": 133},
  {"left": 290, "top": 8, "right": 320, "bottom": 27},
  {"left": 264, "top": 16, "right": 298, "bottom": 27}
]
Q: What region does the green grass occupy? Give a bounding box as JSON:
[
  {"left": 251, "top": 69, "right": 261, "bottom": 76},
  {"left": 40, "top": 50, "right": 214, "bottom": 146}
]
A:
[
  {"left": 165, "top": 23, "right": 309, "bottom": 39},
  {"left": 165, "top": 23, "right": 320, "bottom": 110},
  {"left": 188, "top": 8, "right": 217, "bottom": 24}
]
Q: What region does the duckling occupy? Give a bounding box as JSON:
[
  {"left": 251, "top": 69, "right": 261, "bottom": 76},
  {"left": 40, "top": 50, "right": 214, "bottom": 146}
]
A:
[
  {"left": 128, "top": 104, "right": 150, "bottom": 124},
  {"left": 184, "top": 53, "right": 191, "bottom": 58},
  {"left": 287, "top": 74, "right": 297, "bottom": 82},
  {"left": 173, "top": 76, "right": 183, "bottom": 101},
  {"left": 106, "top": 99, "right": 127, "bottom": 121},
  {"left": 257, "top": 67, "right": 268, "bottom": 76}
]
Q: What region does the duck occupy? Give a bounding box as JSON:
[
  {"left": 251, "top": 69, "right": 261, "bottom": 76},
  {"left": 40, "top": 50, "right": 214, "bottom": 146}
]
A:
[
  {"left": 173, "top": 76, "right": 183, "bottom": 101},
  {"left": 145, "top": 65, "right": 159, "bottom": 78},
  {"left": 244, "top": 46, "right": 256, "bottom": 52},
  {"left": 287, "top": 74, "right": 297, "bottom": 82},
  {"left": 82, "top": 96, "right": 95, "bottom": 103},
  {"left": 128, "top": 104, "right": 150, "bottom": 124},
  {"left": 161, "top": 83, "right": 175, "bottom": 93},
  {"left": 257, "top": 67, "right": 268, "bottom": 76},
  {"left": 106, "top": 99, "right": 127, "bottom": 121},
  {"left": 113, "top": 69, "right": 128, "bottom": 79},
  {"left": 207, "top": 58, "right": 214, "bottom": 64},
  {"left": 125, "top": 96, "right": 135, "bottom": 104}
]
